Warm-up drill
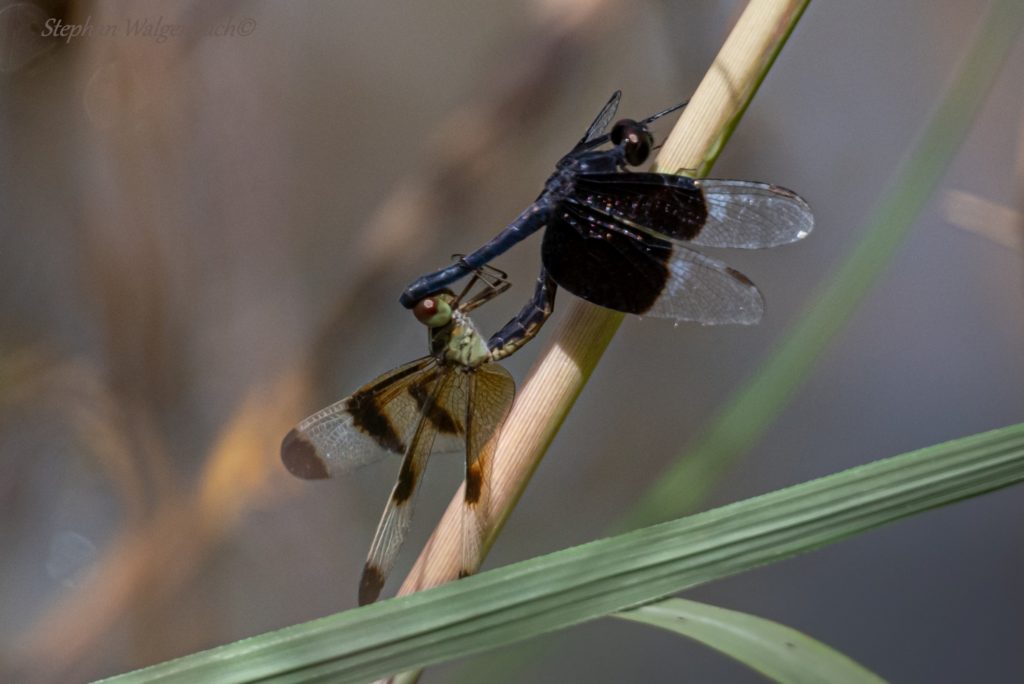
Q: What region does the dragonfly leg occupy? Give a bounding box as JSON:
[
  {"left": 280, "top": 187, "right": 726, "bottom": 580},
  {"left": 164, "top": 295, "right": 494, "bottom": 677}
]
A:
[
  {"left": 458, "top": 265, "right": 512, "bottom": 313},
  {"left": 487, "top": 268, "right": 557, "bottom": 361}
]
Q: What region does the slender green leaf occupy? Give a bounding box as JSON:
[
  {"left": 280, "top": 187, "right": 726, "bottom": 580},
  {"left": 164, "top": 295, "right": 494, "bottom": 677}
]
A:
[
  {"left": 100, "top": 423, "right": 1024, "bottom": 684},
  {"left": 462, "top": 4, "right": 1024, "bottom": 682},
  {"left": 616, "top": 598, "right": 886, "bottom": 684}
]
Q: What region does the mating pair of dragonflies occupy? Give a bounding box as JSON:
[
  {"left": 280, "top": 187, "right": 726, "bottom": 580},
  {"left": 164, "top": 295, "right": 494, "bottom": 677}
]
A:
[{"left": 281, "top": 91, "right": 814, "bottom": 605}]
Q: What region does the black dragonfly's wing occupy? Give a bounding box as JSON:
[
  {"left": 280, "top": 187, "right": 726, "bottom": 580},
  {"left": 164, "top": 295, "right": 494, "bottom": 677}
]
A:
[
  {"left": 543, "top": 199, "right": 764, "bottom": 323},
  {"left": 572, "top": 173, "right": 813, "bottom": 248},
  {"left": 281, "top": 356, "right": 437, "bottom": 480},
  {"left": 571, "top": 90, "right": 622, "bottom": 153},
  {"left": 360, "top": 370, "right": 468, "bottom": 605},
  {"left": 460, "top": 363, "right": 515, "bottom": 580}
]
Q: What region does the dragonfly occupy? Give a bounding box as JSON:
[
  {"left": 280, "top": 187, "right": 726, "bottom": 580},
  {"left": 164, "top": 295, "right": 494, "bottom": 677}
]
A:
[
  {"left": 282, "top": 266, "right": 516, "bottom": 605},
  {"left": 400, "top": 90, "right": 814, "bottom": 355}
]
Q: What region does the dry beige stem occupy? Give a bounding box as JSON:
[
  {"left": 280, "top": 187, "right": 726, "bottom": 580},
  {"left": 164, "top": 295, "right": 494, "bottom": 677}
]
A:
[{"left": 395, "top": 0, "right": 809, "bottom": 599}]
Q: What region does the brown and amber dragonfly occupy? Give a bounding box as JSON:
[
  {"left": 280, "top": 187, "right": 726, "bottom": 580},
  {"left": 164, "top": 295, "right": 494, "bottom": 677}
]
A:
[{"left": 282, "top": 265, "right": 519, "bottom": 604}]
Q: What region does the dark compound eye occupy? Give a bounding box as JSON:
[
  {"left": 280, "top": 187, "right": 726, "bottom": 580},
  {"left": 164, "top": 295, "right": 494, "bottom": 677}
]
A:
[{"left": 610, "top": 119, "right": 653, "bottom": 166}]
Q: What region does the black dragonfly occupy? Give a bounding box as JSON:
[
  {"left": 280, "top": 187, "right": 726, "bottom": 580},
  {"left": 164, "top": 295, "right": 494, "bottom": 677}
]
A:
[
  {"left": 400, "top": 91, "right": 814, "bottom": 355},
  {"left": 282, "top": 266, "right": 516, "bottom": 604}
]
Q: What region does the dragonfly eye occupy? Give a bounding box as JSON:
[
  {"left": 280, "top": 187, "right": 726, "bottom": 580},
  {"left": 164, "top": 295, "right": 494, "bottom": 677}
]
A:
[
  {"left": 610, "top": 119, "right": 653, "bottom": 166},
  {"left": 413, "top": 296, "right": 452, "bottom": 327}
]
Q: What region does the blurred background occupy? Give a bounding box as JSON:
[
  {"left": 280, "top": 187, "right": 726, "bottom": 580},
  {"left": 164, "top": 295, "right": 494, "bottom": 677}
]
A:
[{"left": 1, "top": 0, "right": 1022, "bottom": 682}]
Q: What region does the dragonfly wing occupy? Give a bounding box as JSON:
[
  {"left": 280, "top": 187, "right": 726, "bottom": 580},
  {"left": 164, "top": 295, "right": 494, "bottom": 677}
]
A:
[
  {"left": 460, "top": 364, "right": 515, "bottom": 579},
  {"left": 697, "top": 179, "right": 814, "bottom": 247},
  {"left": 572, "top": 90, "right": 622, "bottom": 152},
  {"left": 642, "top": 244, "right": 764, "bottom": 323},
  {"left": 544, "top": 200, "right": 763, "bottom": 324},
  {"left": 359, "top": 371, "right": 467, "bottom": 605},
  {"left": 281, "top": 357, "right": 435, "bottom": 479},
  {"left": 574, "top": 173, "right": 813, "bottom": 248}
]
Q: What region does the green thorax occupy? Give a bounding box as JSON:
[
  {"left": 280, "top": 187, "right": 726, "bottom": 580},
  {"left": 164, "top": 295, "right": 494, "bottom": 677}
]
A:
[{"left": 429, "top": 310, "right": 491, "bottom": 369}]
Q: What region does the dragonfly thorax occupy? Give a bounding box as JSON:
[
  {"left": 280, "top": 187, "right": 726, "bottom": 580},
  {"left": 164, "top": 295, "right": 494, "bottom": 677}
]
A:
[
  {"left": 560, "top": 148, "right": 627, "bottom": 176},
  {"left": 434, "top": 310, "right": 491, "bottom": 369}
]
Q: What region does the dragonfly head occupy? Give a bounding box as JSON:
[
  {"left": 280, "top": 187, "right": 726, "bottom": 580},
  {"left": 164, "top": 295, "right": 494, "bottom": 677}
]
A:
[
  {"left": 610, "top": 119, "right": 654, "bottom": 166},
  {"left": 413, "top": 292, "right": 454, "bottom": 329}
]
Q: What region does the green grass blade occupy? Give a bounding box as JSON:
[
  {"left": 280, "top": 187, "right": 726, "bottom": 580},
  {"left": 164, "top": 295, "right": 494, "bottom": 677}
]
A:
[
  {"left": 619, "top": 0, "right": 1024, "bottom": 531},
  {"left": 100, "top": 422, "right": 1024, "bottom": 684},
  {"left": 616, "top": 598, "right": 886, "bottom": 684}
]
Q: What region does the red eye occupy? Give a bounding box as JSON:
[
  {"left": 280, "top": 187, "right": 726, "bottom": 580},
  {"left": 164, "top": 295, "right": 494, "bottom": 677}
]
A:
[
  {"left": 413, "top": 298, "right": 439, "bottom": 324},
  {"left": 610, "top": 119, "right": 653, "bottom": 166}
]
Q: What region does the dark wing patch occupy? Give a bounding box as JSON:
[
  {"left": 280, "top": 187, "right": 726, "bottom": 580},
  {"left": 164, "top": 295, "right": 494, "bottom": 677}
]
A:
[
  {"left": 543, "top": 201, "right": 671, "bottom": 314},
  {"left": 545, "top": 200, "right": 763, "bottom": 323},
  {"left": 574, "top": 172, "right": 707, "bottom": 241},
  {"left": 358, "top": 564, "right": 386, "bottom": 607},
  {"left": 576, "top": 174, "right": 813, "bottom": 248},
  {"left": 349, "top": 390, "right": 405, "bottom": 454},
  {"left": 392, "top": 444, "right": 421, "bottom": 504},
  {"left": 409, "top": 376, "right": 462, "bottom": 435},
  {"left": 281, "top": 429, "right": 329, "bottom": 479},
  {"left": 282, "top": 357, "right": 435, "bottom": 479}
]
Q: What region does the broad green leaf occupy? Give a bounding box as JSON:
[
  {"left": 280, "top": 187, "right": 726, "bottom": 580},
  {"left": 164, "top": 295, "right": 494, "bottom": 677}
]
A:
[
  {"left": 101, "top": 422, "right": 1024, "bottom": 684},
  {"left": 616, "top": 598, "right": 886, "bottom": 684}
]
